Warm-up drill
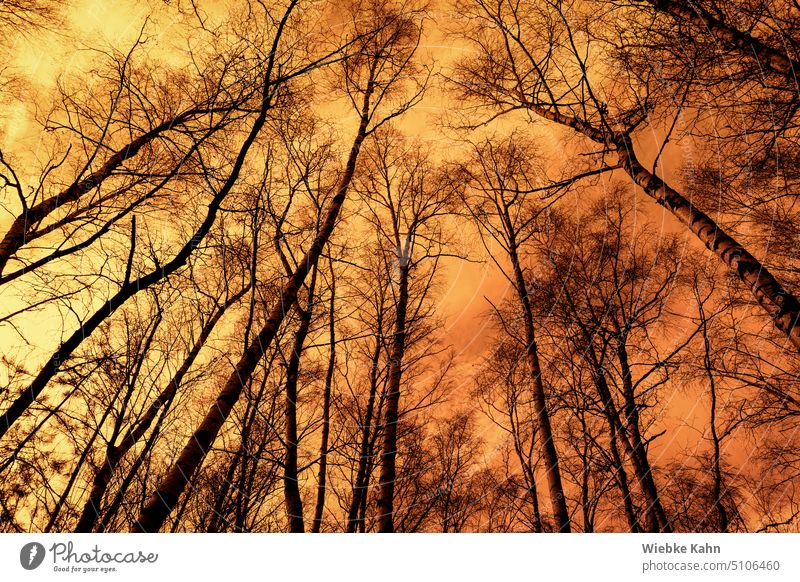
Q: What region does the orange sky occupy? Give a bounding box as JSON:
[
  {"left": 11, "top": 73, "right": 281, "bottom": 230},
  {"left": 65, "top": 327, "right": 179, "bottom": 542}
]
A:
[{"left": 0, "top": 0, "right": 768, "bottom": 531}]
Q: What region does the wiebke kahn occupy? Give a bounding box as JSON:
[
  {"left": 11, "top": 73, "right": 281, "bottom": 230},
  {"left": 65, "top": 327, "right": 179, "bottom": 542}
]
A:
[{"left": 642, "top": 543, "right": 721, "bottom": 554}]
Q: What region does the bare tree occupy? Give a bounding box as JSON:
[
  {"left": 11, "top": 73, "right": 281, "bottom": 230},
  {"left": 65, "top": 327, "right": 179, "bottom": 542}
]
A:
[
  {"left": 452, "top": 0, "right": 800, "bottom": 350},
  {"left": 456, "top": 136, "right": 571, "bottom": 531},
  {"left": 351, "top": 128, "right": 454, "bottom": 532},
  {"left": 132, "top": 0, "right": 427, "bottom": 532},
  {"left": 0, "top": 0, "right": 346, "bottom": 441},
  {"left": 73, "top": 280, "right": 251, "bottom": 532},
  {"left": 312, "top": 256, "right": 337, "bottom": 532}
]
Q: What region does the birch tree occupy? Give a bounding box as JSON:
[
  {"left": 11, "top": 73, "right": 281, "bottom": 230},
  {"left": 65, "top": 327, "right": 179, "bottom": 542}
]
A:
[{"left": 452, "top": 0, "right": 800, "bottom": 350}]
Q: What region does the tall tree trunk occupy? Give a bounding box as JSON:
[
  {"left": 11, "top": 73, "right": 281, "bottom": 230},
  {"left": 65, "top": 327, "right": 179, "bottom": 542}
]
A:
[
  {"left": 615, "top": 338, "right": 670, "bottom": 531},
  {"left": 559, "top": 285, "right": 665, "bottom": 532},
  {"left": 347, "top": 308, "right": 384, "bottom": 532},
  {"left": 282, "top": 267, "right": 318, "bottom": 533},
  {"left": 376, "top": 263, "right": 410, "bottom": 533},
  {"left": 506, "top": 234, "right": 571, "bottom": 532},
  {"left": 594, "top": 369, "right": 645, "bottom": 532},
  {"left": 575, "top": 379, "right": 639, "bottom": 533},
  {"left": 707, "top": 353, "right": 728, "bottom": 533},
  {"left": 359, "top": 399, "right": 385, "bottom": 532},
  {"left": 578, "top": 424, "right": 593, "bottom": 533},
  {"left": 596, "top": 367, "right": 669, "bottom": 531},
  {"left": 131, "top": 77, "right": 375, "bottom": 533},
  {"left": 699, "top": 304, "right": 729, "bottom": 532},
  {"left": 312, "top": 264, "right": 336, "bottom": 533},
  {"left": 614, "top": 136, "right": 800, "bottom": 350},
  {"left": 235, "top": 369, "right": 279, "bottom": 531}
]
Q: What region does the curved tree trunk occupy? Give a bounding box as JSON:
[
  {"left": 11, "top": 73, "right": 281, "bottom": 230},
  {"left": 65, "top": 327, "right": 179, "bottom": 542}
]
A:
[
  {"left": 614, "top": 136, "right": 800, "bottom": 351},
  {"left": 524, "top": 103, "right": 800, "bottom": 351}
]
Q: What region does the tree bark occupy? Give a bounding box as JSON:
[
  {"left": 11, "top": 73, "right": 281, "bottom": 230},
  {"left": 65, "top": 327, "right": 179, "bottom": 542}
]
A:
[
  {"left": 614, "top": 135, "right": 800, "bottom": 350},
  {"left": 312, "top": 264, "right": 336, "bottom": 533},
  {"left": 523, "top": 102, "right": 800, "bottom": 350},
  {"left": 376, "top": 263, "right": 410, "bottom": 533}
]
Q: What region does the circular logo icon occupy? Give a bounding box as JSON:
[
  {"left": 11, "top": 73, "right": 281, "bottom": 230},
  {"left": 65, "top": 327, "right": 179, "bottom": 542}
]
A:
[{"left": 20, "top": 542, "right": 46, "bottom": 570}]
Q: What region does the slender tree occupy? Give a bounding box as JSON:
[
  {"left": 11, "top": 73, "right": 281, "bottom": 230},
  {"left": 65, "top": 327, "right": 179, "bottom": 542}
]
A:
[{"left": 456, "top": 136, "right": 571, "bottom": 531}]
